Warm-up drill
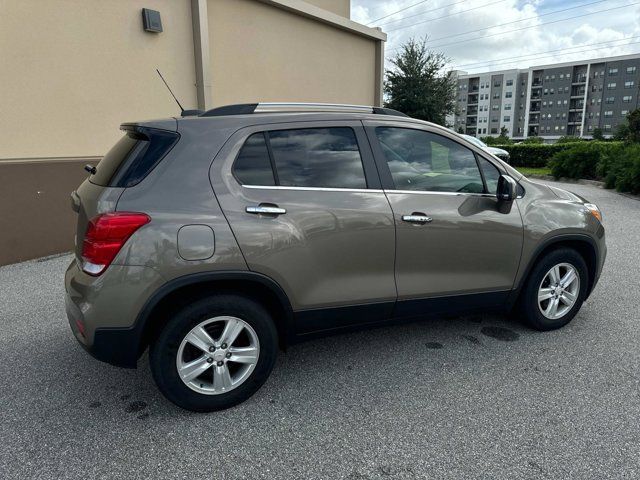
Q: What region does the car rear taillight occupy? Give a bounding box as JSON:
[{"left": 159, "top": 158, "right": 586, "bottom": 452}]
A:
[{"left": 81, "top": 212, "right": 150, "bottom": 276}]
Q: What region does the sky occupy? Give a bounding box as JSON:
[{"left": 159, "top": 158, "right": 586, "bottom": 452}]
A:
[{"left": 351, "top": 0, "right": 640, "bottom": 74}]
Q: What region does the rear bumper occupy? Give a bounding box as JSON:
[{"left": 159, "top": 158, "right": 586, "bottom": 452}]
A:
[
  {"left": 65, "top": 260, "right": 165, "bottom": 368},
  {"left": 66, "top": 296, "right": 140, "bottom": 368}
]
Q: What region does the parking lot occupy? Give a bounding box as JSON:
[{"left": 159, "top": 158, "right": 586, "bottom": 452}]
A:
[{"left": 1, "top": 180, "right": 638, "bottom": 479}]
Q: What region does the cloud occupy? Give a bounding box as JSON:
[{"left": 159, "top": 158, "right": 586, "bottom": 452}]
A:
[{"left": 352, "top": 0, "right": 640, "bottom": 73}]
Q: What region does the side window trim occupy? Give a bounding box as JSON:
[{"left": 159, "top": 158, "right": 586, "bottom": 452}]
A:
[
  {"left": 263, "top": 131, "right": 280, "bottom": 186},
  {"left": 363, "top": 124, "right": 397, "bottom": 191},
  {"left": 232, "top": 124, "right": 381, "bottom": 190}
]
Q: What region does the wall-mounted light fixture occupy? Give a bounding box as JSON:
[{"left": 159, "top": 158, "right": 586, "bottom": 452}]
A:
[{"left": 142, "top": 8, "right": 163, "bottom": 33}]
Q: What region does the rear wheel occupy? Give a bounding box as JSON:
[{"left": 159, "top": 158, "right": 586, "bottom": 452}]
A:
[
  {"left": 150, "top": 294, "right": 278, "bottom": 412},
  {"left": 519, "top": 248, "right": 588, "bottom": 331}
]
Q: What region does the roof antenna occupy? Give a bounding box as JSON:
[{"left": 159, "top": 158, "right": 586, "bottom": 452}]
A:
[{"left": 156, "top": 69, "right": 185, "bottom": 114}]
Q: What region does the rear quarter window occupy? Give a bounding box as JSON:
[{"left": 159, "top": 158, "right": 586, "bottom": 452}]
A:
[{"left": 232, "top": 133, "right": 275, "bottom": 186}]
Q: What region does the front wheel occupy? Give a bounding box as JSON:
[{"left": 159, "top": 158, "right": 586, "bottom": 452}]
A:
[
  {"left": 150, "top": 294, "right": 278, "bottom": 412},
  {"left": 519, "top": 248, "right": 588, "bottom": 331}
]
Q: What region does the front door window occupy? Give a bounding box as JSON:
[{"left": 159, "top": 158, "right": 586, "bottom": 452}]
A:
[{"left": 375, "top": 127, "right": 485, "bottom": 193}]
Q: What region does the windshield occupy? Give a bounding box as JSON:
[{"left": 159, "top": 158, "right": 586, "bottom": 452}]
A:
[{"left": 462, "top": 135, "right": 487, "bottom": 149}]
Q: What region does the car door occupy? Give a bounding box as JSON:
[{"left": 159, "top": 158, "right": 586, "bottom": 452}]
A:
[
  {"left": 364, "top": 120, "right": 523, "bottom": 316},
  {"left": 211, "top": 121, "right": 397, "bottom": 333}
]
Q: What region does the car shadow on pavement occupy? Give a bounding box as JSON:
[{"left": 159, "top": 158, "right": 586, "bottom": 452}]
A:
[{"left": 52, "top": 311, "right": 535, "bottom": 417}]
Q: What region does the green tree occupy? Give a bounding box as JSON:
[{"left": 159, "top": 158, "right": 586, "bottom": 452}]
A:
[
  {"left": 456, "top": 126, "right": 464, "bottom": 134},
  {"left": 613, "top": 122, "right": 630, "bottom": 142},
  {"left": 627, "top": 108, "right": 640, "bottom": 142},
  {"left": 592, "top": 128, "right": 605, "bottom": 141},
  {"left": 384, "top": 38, "right": 456, "bottom": 124},
  {"left": 495, "top": 126, "right": 513, "bottom": 145}
]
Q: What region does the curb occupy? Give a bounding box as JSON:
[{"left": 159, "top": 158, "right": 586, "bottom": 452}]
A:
[
  {"left": 527, "top": 175, "right": 605, "bottom": 188},
  {"left": 526, "top": 175, "right": 640, "bottom": 200},
  {"left": 618, "top": 192, "right": 640, "bottom": 201}
]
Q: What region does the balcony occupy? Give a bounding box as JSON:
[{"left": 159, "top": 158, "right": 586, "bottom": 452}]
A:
[
  {"left": 567, "top": 125, "right": 582, "bottom": 136},
  {"left": 569, "top": 100, "right": 584, "bottom": 111},
  {"left": 572, "top": 75, "right": 587, "bottom": 85},
  {"left": 532, "top": 79, "right": 543, "bottom": 87},
  {"left": 569, "top": 113, "right": 583, "bottom": 123},
  {"left": 571, "top": 87, "right": 586, "bottom": 98}
]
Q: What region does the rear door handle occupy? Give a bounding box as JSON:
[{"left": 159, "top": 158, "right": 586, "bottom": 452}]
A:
[
  {"left": 402, "top": 213, "right": 432, "bottom": 224},
  {"left": 246, "top": 205, "right": 286, "bottom": 215}
]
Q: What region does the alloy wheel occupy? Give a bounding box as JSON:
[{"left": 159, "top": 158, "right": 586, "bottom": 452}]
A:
[
  {"left": 176, "top": 316, "right": 260, "bottom": 395},
  {"left": 537, "top": 262, "right": 580, "bottom": 320}
]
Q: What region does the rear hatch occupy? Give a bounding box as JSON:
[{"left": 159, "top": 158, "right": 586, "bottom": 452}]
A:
[{"left": 71, "top": 119, "right": 179, "bottom": 261}]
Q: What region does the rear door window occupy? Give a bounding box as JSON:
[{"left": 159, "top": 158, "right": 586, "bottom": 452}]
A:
[
  {"left": 268, "top": 127, "right": 367, "bottom": 189},
  {"left": 233, "top": 127, "right": 368, "bottom": 189}
]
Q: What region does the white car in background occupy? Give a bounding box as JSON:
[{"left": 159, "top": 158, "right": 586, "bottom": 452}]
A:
[{"left": 462, "top": 134, "right": 510, "bottom": 162}]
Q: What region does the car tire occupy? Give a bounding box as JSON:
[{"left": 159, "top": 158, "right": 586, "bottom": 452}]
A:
[
  {"left": 150, "top": 294, "right": 278, "bottom": 412},
  {"left": 518, "top": 248, "right": 589, "bottom": 331}
]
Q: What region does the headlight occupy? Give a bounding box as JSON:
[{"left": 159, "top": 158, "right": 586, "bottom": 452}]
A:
[{"left": 584, "top": 203, "right": 602, "bottom": 222}]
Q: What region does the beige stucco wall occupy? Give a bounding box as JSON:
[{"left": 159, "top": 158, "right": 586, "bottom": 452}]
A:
[
  {"left": 305, "top": 0, "right": 350, "bottom": 17},
  {"left": 208, "top": 0, "right": 378, "bottom": 107},
  {"left": 0, "top": 0, "right": 197, "bottom": 159}
]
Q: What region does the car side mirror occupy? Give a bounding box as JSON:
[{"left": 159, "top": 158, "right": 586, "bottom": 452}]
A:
[{"left": 497, "top": 175, "right": 517, "bottom": 202}]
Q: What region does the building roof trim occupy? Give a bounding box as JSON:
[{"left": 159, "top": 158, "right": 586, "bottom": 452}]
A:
[
  {"left": 456, "top": 68, "right": 528, "bottom": 80},
  {"left": 256, "top": 0, "right": 387, "bottom": 41},
  {"left": 529, "top": 52, "right": 640, "bottom": 71},
  {"left": 459, "top": 52, "right": 640, "bottom": 78}
]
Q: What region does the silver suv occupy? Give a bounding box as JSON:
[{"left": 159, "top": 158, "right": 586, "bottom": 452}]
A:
[{"left": 66, "top": 103, "right": 606, "bottom": 411}]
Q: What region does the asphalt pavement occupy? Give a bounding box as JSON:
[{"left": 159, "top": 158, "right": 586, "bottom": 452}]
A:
[{"left": 1, "top": 180, "right": 638, "bottom": 479}]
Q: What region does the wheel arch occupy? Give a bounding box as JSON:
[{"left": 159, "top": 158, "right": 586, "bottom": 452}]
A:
[
  {"left": 135, "top": 271, "right": 295, "bottom": 360},
  {"left": 512, "top": 234, "right": 599, "bottom": 305}
]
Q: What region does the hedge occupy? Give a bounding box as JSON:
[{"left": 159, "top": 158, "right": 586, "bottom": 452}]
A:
[
  {"left": 491, "top": 144, "right": 574, "bottom": 168},
  {"left": 492, "top": 141, "right": 626, "bottom": 169},
  {"left": 548, "top": 141, "right": 639, "bottom": 194},
  {"left": 548, "top": 142, "right": 611, "bottom": 180}
]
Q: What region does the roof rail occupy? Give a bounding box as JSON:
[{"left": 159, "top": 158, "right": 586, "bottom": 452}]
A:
[{"left": 200, "top": 102, "right": 408, "bottom": 118}]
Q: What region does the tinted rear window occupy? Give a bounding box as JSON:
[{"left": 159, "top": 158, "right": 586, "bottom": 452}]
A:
[
  {"left": 90, "top": 134, "right": 140, "bottom": 186},
  {"left": 90, "top": 128, "right": 179, "bottom": 187}
]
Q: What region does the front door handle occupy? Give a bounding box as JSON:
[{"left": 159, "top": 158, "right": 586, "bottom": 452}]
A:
[
  {"left": 402, "top": 213, "right": 432, "bottom": 224},
  {"left": 246, "top": 204, "right": 287, "bottom": 215}
]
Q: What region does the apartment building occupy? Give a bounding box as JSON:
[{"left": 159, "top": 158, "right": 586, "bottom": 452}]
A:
[{"left": 451, "top": 53, "right": 640, "bottom": 140}]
